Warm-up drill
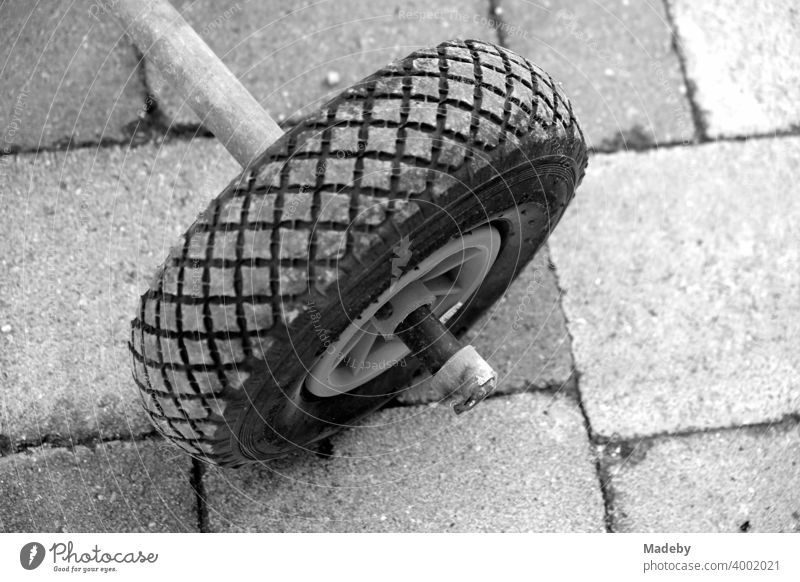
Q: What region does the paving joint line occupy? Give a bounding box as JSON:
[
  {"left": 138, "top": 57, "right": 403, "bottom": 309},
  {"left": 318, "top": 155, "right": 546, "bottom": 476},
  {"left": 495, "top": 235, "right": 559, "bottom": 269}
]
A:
[
  {"left": 0, "top": 429, "right": 162, "bottom": 458},
  {"left": 4, "top": 122, "right": 798, "bottom": 162},
  {"left": 566, "top": 372, "right": 617, "bottom": 533},
  {"left": 590, "top": 127, "right": 800, "bottom": 156},
  {"left": 661, "top": 0, "right": 710, "bottom": 143},
  {"left": 547, "top": 258, "right": 617, "bottom": 532},
  {"left": 126, "top": 47, "right": 218, "bottom": 145},
  {"left": 0, "top": 135, "right": 156, "bottom": 158},
  {"left": 597, "top": 412, "right": 800, "bottom": 450},
  {"left": 190, "top": 457, "right": 210, "bottom": 533}
]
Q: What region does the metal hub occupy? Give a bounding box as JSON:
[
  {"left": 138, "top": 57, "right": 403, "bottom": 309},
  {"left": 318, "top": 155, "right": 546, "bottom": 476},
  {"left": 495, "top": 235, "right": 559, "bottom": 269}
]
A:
[{"left": 305, "top": 226, "right": 501, "bottom": 397}]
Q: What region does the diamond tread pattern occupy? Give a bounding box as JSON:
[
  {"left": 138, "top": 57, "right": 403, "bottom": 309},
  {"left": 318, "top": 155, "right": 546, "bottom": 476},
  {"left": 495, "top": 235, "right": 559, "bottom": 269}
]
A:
[{"left": 129, "top": 39, "right": 586, "bottom": 465}]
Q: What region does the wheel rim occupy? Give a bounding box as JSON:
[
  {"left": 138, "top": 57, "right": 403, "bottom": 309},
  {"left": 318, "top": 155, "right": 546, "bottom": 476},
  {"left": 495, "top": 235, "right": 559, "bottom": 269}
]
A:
[{"left": 305, "top": 226, "right": 501, "bottom": 397}]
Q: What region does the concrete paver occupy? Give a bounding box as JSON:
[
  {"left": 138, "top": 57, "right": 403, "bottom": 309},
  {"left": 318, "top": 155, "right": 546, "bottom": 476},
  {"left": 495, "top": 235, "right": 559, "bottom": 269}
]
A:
[
  {"left": 204, "top": 392, "right": 606, "bottom": 532},
  {"left": 0, "top": 139, "right": 239, "bottom": 445},
  {"left": 607, "top": 420, "right": 800, "bottom": 532},
  {"left": 500, "top": 0, "right": 694, "bottom": 148},
  {"left": 398, "top": 246, "right": 573, "bottom": 404},
  {"left": 669, "top": 0, "right": 800, "bottom": 137},
  {"left": 146, "top": 0, "right": 495, "bottom": 128},
  {"left": 0, "top": 440, "right": 197, "bottom": 532},
  {"left": 549, "top": 137, "right": 800, "bottom": 439},
  {"left": 0, "top": 0, "right": 146, "bottom": 151}
]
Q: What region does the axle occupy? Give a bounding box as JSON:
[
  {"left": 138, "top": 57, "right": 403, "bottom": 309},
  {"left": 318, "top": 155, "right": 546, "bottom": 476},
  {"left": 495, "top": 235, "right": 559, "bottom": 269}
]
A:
[{"left": 395, "top": 305, "right": 497, "bottom": 414}]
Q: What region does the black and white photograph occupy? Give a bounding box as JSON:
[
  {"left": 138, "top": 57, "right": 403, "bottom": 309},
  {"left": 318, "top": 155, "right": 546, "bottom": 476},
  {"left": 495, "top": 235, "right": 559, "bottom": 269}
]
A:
[{"left": 1, "top": 0, "right": 798, "bottom": 579}]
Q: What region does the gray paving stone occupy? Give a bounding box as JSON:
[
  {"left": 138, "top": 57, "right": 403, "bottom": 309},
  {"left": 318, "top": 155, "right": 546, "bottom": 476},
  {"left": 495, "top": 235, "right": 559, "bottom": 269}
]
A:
[
  {"left": 0, "top": 0, "right": 146, "bottom": 151},
  {"left": 549, "top": 137, "right": 800, "bottom": 439},
  {"left": 607, "top": 421, "right": 800, "bottom": 532},
  {"left": 397, "top": 246, "right": 573, "bottom": 405},
  {"left": 669, "top": 0, "right": 800, "bottom": 138},
  {"left": 0, "top": 139, "right": 240, "bottom": 445},
  {"left": 204, "top": 392, "right": 605, "bottom": 532},
  {"left": 146, "top": 0, "right": 496, "bottom": 127},
  {"left": 500, "top": 0, "right": 694, "bottom": 148},
  {"left": 0, "top": 440, "right": 197, "bottom": 532}
]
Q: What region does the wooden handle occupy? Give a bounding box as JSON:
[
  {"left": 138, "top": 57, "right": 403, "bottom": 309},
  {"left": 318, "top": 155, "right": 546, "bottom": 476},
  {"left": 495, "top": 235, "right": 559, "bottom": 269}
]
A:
[{"left": 110, "top": 0, "right": 283, "bottom": 166}]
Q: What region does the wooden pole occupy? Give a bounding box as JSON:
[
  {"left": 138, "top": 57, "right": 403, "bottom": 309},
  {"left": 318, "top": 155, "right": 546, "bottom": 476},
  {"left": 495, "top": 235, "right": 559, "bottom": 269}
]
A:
[{"left": 109, "top": 0, "right": 283, "bottom": 166}]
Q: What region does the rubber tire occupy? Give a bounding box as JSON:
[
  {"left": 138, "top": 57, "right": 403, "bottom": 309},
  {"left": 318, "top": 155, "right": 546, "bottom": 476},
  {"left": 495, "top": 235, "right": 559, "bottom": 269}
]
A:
[{"left": 130, "top": 39, "right": 587, "bottom": 466}]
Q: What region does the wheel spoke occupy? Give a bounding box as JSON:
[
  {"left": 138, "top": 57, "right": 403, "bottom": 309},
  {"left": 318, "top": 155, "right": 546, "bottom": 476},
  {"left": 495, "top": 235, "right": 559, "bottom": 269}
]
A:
[
  {"left": 306, "top": 226, "right": 501, "bottom": 399},
  {"left": 344, "top": 323, "right": 379, "bottom": 376},
  {"left": 333, "top": 327, "right": 365, "bottom": 368},
  {"left": 422, "top": 247, "right": 481, "bottom": 281},
  {"left": 424, "top": 274, "right": 462, "bottom": 297}
]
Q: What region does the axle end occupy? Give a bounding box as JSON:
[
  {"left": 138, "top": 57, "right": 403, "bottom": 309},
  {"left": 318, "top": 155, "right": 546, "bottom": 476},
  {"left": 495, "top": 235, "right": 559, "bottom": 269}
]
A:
[
  {"left": 446, "top": 345, "right": 497, "bottom": 414},
  {"left": 414, "top": 345, "right": 497, "bottom": 414}
]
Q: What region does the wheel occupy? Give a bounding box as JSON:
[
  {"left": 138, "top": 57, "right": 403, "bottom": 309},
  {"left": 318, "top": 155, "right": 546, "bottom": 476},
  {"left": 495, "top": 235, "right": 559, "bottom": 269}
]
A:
[{"left": 130, "top": 39, "right": 587, "bottom": 466}]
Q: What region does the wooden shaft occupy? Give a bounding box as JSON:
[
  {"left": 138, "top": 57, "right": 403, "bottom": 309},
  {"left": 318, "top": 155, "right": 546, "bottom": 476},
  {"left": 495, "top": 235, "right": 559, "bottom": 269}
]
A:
[{"left": 110, "top": 0, "right": 283, "bottom": 166}]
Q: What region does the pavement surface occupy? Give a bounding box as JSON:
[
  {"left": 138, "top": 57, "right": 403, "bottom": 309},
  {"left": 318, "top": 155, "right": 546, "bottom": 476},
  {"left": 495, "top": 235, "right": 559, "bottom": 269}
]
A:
[
  {"left": 549, "top": 137, "right": 800, "bottom": 439},
  {"left": 669, "top": 0, "right": 800, "bottom": 138},
  {"left": 499, "top": 0, "right": 695, "bottom": 149},
  {"left": 606, "top": 418, "right": 800, "bottom": 533},
  {"left": 145, "top": 0, "right": 497, "bottom": 127},
  {"left": 0, "top": 440, "right": 196, "bottom": 532},
  {"left": 1, "top": 140, "right": 239, "bottom": 444},
  {"left": 0, "top": 0, "right": 798, "bottom": 533},
  {"left": 0, "top": 0, "right": 145, "bottom": 152},
  {"left": 204, "top": 393, "right": 605, "bottom": 532}
]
